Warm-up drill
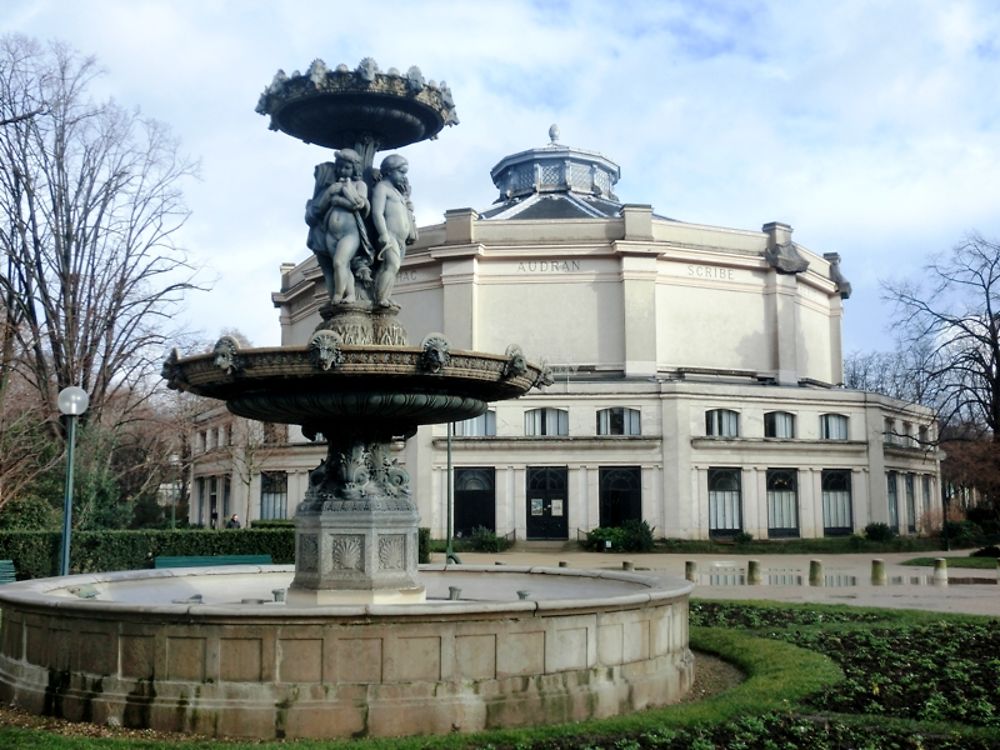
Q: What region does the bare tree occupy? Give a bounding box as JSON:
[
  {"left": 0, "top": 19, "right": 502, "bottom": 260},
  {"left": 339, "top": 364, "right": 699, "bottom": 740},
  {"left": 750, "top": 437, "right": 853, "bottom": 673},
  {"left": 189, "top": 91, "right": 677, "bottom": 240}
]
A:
[
  {"left": 228, "top": 417, "right": 287, "bottom": 527},
  {"left": 0, "top": 35, "right": 200, "bottom": 438},
  {"left": 883, "top": 233, "right": 1000, "bottom": 517}
]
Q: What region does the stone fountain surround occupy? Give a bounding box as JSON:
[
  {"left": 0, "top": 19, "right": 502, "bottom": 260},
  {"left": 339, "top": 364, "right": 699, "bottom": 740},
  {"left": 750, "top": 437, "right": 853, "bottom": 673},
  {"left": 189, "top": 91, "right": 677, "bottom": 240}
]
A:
[{"left": 0, "top": 565, "right": 693, "bottom": 738}]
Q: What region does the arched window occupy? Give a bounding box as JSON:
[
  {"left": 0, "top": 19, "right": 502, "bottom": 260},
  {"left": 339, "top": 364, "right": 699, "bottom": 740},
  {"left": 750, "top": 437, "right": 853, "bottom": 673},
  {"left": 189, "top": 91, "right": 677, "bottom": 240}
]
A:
[
  {"left": 705, "top": 409, "right": 739, "bottom": 438},
  {"left": 764, "top": 411, "right": 795, "bottom": 438},
  {"left": 596, "top": 407, "right": 641, "bottom": 436},
  {"left": 708, "top": 468, "right": 741, "bottom": 536},
  {"left": 821, "top": 469, "right": 853, "bottom": 536},
  {"left": 820, "top": 413, "right": 849, "bottom": 440},
  {"left": 524, "top": 408, "right": 568, "bottom": 436}
]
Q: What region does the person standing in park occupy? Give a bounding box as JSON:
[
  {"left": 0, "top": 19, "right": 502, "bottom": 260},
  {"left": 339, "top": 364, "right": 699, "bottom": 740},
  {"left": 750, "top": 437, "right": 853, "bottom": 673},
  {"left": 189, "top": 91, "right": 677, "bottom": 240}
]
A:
[{"left": 225, "top": 514, "right": 241, "bottom": 529}]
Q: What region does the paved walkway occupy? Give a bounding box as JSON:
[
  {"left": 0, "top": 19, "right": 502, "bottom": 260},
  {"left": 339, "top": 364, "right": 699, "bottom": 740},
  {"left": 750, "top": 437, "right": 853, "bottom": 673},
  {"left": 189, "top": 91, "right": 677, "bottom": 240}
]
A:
[{"left": 443, "top": 549, "right": 1000, "bottom": 617}]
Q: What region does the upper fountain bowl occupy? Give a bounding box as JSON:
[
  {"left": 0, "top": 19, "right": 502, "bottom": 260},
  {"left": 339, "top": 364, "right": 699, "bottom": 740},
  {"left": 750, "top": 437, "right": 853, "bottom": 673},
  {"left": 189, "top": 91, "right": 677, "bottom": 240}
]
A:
[{"left": 256, "top": 58, "right": 459, "bottom": 151}]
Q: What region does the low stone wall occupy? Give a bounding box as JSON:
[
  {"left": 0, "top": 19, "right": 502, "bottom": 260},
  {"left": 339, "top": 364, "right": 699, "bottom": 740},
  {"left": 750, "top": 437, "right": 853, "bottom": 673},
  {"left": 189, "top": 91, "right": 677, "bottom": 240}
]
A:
[{"left": 0, "top": 565, "right": 693, "bottom": 738}]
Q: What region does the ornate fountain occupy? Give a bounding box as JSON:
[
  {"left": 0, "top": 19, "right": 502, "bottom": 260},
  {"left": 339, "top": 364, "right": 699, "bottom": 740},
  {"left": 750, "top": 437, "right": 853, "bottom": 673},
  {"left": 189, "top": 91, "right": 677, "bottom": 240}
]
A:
[
  {"left": 0, "top": 60, "right": 693, "bottom": 739},
  {"left": 164, "top": 58, "right": 544, "bottom": 604}
]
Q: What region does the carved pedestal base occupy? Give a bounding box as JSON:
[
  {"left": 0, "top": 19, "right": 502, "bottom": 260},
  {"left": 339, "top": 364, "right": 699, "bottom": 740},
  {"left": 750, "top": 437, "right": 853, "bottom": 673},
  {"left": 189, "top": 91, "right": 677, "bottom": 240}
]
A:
[{"left": 290, "top": 433, "right": 423, "bottom": 603}]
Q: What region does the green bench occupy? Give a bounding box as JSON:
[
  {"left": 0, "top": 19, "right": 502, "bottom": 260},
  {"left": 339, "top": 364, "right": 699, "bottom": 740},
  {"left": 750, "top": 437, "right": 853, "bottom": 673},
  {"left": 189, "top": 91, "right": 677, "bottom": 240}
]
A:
[
  {"left": 153, "top": 554, "right": 272, "bottom": 569},
  {"left": 0, "top": 560, "right": 15, "bottom": 583}
]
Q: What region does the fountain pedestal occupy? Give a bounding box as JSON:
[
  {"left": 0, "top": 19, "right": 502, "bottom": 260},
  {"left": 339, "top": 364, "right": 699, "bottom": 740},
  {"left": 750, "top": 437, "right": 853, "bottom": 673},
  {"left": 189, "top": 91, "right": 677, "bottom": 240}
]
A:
[{"left": 288, "top": 433, "right": 425, "bottom": 604}]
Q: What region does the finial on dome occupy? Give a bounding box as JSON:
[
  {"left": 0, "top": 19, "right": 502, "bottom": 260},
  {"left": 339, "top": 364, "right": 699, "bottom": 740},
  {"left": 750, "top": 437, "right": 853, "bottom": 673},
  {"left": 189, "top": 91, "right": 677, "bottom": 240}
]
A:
[{"left": 548, "top": 124, "right": 560, "bottom": 144}]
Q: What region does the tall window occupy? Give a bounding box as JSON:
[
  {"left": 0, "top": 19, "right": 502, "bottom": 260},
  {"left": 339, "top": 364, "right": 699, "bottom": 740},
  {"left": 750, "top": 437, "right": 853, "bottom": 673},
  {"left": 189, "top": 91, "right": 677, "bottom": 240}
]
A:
[
  {"left": 820, "top": 413, "right": 849, "bottom": 440},
  {"left": 454, "top": 410, "right": 496, "bottom": 437},
  {"left": 821, "top": 469, "right": 853, "bottom": 536},
  {"left": 764, "top": 411, "right": 796, "bottom": 438},
  {"left": 886, "top": 471, "right": 899, "bottom": 531},
  {"left": 708, "top": 468, "right": 742, "bottom": 537},
  {"left": 766, "top": 469, "right": 799, "bottom": 537},
  {"left": 705, "top": 409, "right": 739, "bottom": 437},
  {"left": 260, "top": 471, "right": 288, "bottom": 520},
  {"left": 524, "top": 408, "right": 568, "bottom": 436},
  {"left": 922, "top": 475, "right": 932, "bottom": 517},
  {"left": 905, "top": 473, "right": 917, "bottom": 533},
  {"left": 596, "top": 407, "right": 641, "bottom": 436}
]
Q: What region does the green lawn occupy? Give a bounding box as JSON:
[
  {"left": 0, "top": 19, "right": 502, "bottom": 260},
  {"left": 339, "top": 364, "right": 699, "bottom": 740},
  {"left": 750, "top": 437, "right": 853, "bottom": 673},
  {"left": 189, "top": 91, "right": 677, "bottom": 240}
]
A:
[{"left": 2, "top": 601, "right": 998, "bottom": 749}]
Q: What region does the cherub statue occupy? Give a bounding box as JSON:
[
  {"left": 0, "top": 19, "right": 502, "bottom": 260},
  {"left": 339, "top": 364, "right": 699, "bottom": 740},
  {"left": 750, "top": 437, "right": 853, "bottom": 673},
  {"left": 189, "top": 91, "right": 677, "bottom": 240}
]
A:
[
  {"left": 371, "top": 154, "right": 418, "bottom": 307},
  {"left": 305, "top": 149, "right": 374, "bottom": 304}
]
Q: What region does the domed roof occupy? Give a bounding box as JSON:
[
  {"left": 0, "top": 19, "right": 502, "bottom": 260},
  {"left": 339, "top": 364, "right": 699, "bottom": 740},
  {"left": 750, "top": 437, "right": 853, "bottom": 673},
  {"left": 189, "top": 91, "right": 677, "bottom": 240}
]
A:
[{"left": 479, "top": 126, "right": 624, "bottom": 220}]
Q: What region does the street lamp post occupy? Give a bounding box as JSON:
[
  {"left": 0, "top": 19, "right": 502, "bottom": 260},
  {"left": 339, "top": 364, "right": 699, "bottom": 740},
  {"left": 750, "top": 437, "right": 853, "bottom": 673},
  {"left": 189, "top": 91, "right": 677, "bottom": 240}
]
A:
[{"left": 57, "top": 386, "right": 89, "bottom": 577}]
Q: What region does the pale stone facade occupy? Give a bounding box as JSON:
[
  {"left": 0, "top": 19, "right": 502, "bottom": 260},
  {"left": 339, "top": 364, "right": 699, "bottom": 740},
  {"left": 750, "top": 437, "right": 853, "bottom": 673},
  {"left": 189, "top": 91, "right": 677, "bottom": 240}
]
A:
[{"left": 194, "top": 135, "right": 940, "bottom": 541}]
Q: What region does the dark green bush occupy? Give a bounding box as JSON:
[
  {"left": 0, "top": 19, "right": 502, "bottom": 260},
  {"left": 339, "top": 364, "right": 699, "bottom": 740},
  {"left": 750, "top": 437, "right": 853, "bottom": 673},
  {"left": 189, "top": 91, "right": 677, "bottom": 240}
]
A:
[
  {"left": 468, "top": 526, "right": 512, "bottom": 553},
  {"left": 251, "top": 518, "right": 294, "bottom": 529},
  {"left": 583, "top": 526, "right": 625, "bottom": 551},
  {"left": 942, "top": 519, "right": 983, "bottom": 547},
  {"left": 0, "top": 495, "right": 59, "bottom": 530},
  {"left": 0, "top": 528, "right": 295, "bottom": 579},
  {"left": 583, "top": 521, "right": 655, "bottom": 552},
  {"left": 734, "top": 531, "right": 754, "bottom": 545},
  {"left": 971, "top": 544, "right": 1000, "bottom": 558},
  {"left": 620, "top": 518, "right": 655, "bottom": 551},
  {"left": 864, "top": 522, "right": 896, "bottom": 542}
]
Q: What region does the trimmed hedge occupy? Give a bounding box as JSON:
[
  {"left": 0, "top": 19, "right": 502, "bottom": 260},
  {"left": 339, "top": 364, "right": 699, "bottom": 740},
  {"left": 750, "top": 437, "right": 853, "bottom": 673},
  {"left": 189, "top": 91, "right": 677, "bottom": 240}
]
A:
[{"left": 0, "top": 528, "right": 295, "bottom": 579}]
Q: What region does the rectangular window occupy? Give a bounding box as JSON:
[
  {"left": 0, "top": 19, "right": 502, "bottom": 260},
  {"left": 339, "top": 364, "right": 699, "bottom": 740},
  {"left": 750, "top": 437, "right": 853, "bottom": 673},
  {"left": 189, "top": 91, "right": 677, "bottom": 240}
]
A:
[
  {"left": 884, "top": 418, "right": 896, "bottom": 445},
  {"left": 905, "top": 473, "right": 917, "bottom": 533},
  {"left": 524, "top": 408, "right": 568, "bottom": 436},
  {"left": 708, "top": 468, "right": 742, "bottom": 537},
  {"left": 766, "top": 469, "right": 799, "bottom": 538},
  {"left": 821, "top": 469, "right": 853, "bottom": 535},
  {"left": 922, "top": 475, "right": 932, "bottom": 517},
  {"left": 597, "top": 407, "right": 641, "bottom": 436},
  {"left": 887, "top": 471, "right": 899, "bottom": 531},
  {"left": 705, "top": 409, "right": 739, "bottom": 437},
  {"left": 260, "top": 471, "right": 288, "bottom": 520},
  {"left": 820, "top": 414, "right": 849, "bottom": 440},
  {"left": 454, "top": 410, "right": 496, "bottom": 437},
  {"left": 764, "top": 411, "right": 795, "bottom": 438}
]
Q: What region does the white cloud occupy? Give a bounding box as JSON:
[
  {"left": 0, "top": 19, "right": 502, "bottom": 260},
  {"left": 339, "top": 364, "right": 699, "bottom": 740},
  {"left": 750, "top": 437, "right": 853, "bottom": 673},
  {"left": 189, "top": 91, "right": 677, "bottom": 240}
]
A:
[{"left": 5, "top": 0, "right": 1000, "bottom": 353}]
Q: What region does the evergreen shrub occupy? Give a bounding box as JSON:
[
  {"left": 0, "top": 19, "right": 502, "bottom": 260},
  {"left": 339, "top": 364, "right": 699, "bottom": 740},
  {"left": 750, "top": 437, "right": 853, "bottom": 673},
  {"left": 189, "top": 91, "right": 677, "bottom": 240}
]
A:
[{"left": 0, "top": 528, "right": 295, "bottom": 579}]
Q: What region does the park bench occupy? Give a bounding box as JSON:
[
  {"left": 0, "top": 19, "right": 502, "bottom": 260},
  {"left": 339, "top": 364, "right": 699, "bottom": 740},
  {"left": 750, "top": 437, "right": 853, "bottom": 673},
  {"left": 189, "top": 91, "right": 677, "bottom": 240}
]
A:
[
  {"left": 153, "top": 554, "right": 272, "bottom": 569},
  {"left": 0, "top": 560, "right": 16, "bottom": 583}
]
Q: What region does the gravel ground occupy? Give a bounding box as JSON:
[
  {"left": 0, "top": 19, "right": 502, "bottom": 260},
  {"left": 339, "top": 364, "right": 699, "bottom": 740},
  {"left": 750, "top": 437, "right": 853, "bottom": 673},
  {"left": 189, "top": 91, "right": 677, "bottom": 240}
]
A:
[{"left": 0, "top": 650, "right": 745, "bottom": 742}]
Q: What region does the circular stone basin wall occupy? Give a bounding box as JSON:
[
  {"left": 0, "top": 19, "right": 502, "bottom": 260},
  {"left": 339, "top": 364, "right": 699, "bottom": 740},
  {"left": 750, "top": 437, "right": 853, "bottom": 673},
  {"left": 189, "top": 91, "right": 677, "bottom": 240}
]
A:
[{"left": 0, "top": 565, "right": 693, "bottom": 739}]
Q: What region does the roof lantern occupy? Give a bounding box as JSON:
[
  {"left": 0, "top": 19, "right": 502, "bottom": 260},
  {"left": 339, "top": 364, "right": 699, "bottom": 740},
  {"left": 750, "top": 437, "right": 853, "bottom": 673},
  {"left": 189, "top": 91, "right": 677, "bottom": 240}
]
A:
[{"left": 480, "top": 126, "right": 623, "bottom": 220}]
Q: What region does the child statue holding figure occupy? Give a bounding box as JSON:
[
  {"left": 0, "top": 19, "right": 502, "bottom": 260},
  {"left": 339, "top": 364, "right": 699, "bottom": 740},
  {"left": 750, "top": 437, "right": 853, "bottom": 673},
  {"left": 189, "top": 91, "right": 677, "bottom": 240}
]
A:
[{"left": 304, "top": 149, "right": 374, "bottom": 304}]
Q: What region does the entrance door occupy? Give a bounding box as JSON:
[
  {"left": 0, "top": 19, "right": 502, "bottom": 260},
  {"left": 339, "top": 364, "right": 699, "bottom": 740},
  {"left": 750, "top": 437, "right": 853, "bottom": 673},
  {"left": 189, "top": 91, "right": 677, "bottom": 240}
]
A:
[
  {"left": 599, "top": 466, "right": 642, "bottom": 527},
  {"left": 454, "top": 467, "right": 496, "bottom": 538},
  {"left": 526, "top": 466, "right": 568, "bottom": 539}
]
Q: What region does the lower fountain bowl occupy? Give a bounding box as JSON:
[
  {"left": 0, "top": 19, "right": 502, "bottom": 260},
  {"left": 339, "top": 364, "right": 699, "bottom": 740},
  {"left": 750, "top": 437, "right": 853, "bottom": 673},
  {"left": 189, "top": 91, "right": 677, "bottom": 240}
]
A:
[{"left": 0, "top": 565, "right": 693, "bottom": 739}]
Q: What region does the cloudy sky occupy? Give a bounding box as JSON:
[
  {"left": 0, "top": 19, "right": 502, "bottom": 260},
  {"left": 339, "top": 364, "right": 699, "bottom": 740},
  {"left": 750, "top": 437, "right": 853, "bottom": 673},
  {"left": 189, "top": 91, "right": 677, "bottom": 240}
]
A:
[{"left": 5, "top": 0, "right": 1000, "bottom": 354}]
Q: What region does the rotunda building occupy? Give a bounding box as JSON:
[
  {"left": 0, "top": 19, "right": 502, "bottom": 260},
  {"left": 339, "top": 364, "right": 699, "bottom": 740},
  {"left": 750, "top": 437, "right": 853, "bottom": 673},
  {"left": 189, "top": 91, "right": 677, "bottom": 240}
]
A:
[{"left": 264, "top": 131, "right": 940, "bottom": 542}]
